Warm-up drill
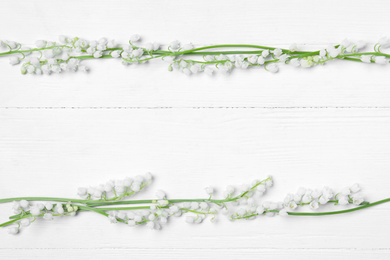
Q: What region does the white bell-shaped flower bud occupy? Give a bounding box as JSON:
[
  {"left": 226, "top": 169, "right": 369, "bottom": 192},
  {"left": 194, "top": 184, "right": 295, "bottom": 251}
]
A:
[
  {"left": 43, "top": 213, "right": 54, "bottom": 221},
  {"left": 77, "top": 187, "right": 87, "bottom": 197},
  {"left": 30, "top": 206, "right": 41, "bottom": 216},
  {"left": 35, "top": 40, "right": 46, "bottom": 48},
  {"left": 185, "top": 216, "right": 195, "bottom": 223},
  {"left": 19, "top": 200, "right": 29, "bottom": 209},
  {"left": 7, "top": 226, "right": 19, "bottom": 235},
  {"left": 155, "top": 190, "right": 166, "bottom": 199},
  {"left": 20, "top": 218, "right": 31, "bottom": 227},
  {"left": 350, "top": 183, "right": 361, "bottom": 193},
  {"left": 279, "top": 208, "right": 288, "bottom": 216},
  {"left": 130, "top": 34, "right": 141, "bottom": 42},
  {"left": 9, "top": 56, "right": 20, "bottom": 65},
  {"left": 127, "top": 220, "right": 136, "bottom": 227}
]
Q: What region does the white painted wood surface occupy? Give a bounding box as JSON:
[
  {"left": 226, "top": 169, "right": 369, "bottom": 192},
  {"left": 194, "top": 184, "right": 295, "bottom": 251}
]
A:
[{"left": 1, "top": 0, "right": 390, "bottom": 259}]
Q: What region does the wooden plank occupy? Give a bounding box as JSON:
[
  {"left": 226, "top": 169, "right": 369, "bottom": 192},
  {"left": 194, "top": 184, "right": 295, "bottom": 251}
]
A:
[
  {"left": 0, "top": 108, "right": 389, "bottom": 250},
  {"left": 1, "top": 0, "right": 390, "bottom": 258},
  {"left": 0, "top": 0, "right": 389, "bottom": 44},
  {"left": 0, "top": 248, "right": 389, "bottom": 260},
  {"left": 1, "top": 61, "right": 390, "bottom": 107},
  {"left": 1, "top": 1, "right": 390, "bottom": 107}
]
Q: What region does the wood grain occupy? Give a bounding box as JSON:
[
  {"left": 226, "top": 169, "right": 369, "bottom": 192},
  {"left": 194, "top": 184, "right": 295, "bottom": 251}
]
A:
[
  {"left": 0, "top": 109, "right": 389, "bottom": 257},
  {"left": 0, "top": 249, "right": 389, "bottom": 260},
  {"left": 1, "top": 0, "right": 390, "bottom": 259}
]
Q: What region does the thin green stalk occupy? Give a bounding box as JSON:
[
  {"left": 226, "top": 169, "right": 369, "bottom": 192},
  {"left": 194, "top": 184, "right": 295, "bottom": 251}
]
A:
[
  {"left": 0, "top": 45, "right": 69, "bottom": 56},
  {"left": 0, "top": 197, "right": 229, "bottom": 207},
  {"left": 231, "top": 198, "right": 390, "bottom": 220},
  {"left": 340, "top": 57, "right": 363, "bottom": 62},
  {"left": 0, "top": 217, "right": 25, "bottom": 227},
  {"left": 3, "top": 42, "right": 388, "bottom": 70},
  {"left": 342, "top": 52, "right": 390, "bottom": 58},
  {"left": 84, "top": 196, "right": 251, "bottom": 207},
  {"left": 287, "top": 198, "right": 390, "bottom": 216},
  {"left": 173, "top": 44, "right": 313, "bottom": 55},
  {"left": 1, "top": 213, "right": 59, "bottom": 227},
  {"left": 86, "top": 199, "right": 153, "bottom": 206},
  {"left": 92, "top": 206, "right": 156, "bottom": 211},
  {"left": 0, "top": 197, "right": 86, "bottom": 204},
  {"left": 0, "top": 179, "right": 267, "bottom": 208},
  {"left": 77, "top": 205, "right": 108, "bottom": 217},
  {"left": 180, "top": 208, "right": 212, "bottom": 215},
  {"left": 3, "top": 204, "right": 110, "bottom": 226},
  {"left": 2, "top": 198, "right": 390, "bottom": 228}
]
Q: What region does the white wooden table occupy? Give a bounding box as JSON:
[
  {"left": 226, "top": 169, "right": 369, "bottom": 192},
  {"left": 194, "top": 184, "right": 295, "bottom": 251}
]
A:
[{"left": 1, "top": 0, "right": 390, "bottom": 259}]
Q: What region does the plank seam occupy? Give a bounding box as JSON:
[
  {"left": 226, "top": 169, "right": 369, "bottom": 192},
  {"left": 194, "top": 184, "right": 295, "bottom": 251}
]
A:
[
  {"left": 0, "top": 248, "right": 389, "bottom": 251},
  {"left": 1, "top": 106, "right": 390, "bottom": 110}
]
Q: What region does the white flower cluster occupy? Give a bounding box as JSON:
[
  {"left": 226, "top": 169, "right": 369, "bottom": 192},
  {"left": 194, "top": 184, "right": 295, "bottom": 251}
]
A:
[
  {"left": 1, "top": 36, "right": 94, "bottom": 74},
  {"left": 228, "top": 178, "right": 279, "bottom": 220},
  {"left": 106, "top": 190, "right": 217, "bottom": 230},
  {"left": 2, "top": 175, "right": 374, "bottom": 235},
  {"left": 8, "top": 200, "right": 77, "bottom": 234},
  {"left": 99, "top": 177, "right": 273, "bottom": 230},
  {"left": 167, "top": 48, "right": 282, "bottom": 75},
  {"left": 109, "top": 208, "right": 170, "bottom": 230},
  {"left": 278, "top": 183, "right": 364, "bottom": 216},
  {"left": 2, "top": 36, "right": 390, "bottom": 76},
  {"left": 318, "top": 38, "right": 390, "bottom": 65},
  {"left": 107, "top": 200, "right": 218, "bottom": 230},
  {"left": 77, "top": 172, "right": 152, "bottom": 200},
  {"left": 228, "top": 183, "right": 365, "bottom": 220}
]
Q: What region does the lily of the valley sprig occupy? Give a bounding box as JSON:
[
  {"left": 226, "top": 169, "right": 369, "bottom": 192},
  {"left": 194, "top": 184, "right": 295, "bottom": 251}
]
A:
[
  {"left": 1, "top": 36, "right": 390, "bottom": 75},
  {"left": 1, "top": 173, "right": 389, "bottom": 235}
]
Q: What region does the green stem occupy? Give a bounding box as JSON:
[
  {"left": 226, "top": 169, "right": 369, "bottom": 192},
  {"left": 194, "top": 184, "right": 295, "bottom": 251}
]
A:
[
  {"left": 287, "top": 198, "right": 390, "bottom": 216},
  {"left": 1, "top": 213, "right": 62, "bottom": 227},
  {"left": 173, "top": 44, "right": 312, "bottom": 55},
  {"left": 0, "top": 197, "right": 86, "bottom": 204},
  {"left": 2, "top": 43, "right": 388, "bottom": 69},
  {"left": 0, "top": 217, "right": 25, "bottom": 227},
  {"left": 342, "top": 52, "right": 390, "bottom": 58},
  {"left": 91, "top": 206, "right": 159, "bottom": 211},
  {"left": 0, "top": 179, "right": 266, "bottom": 208},
  {"left": 340, "top": 57, "right": 362, "bottom": 62},
  {"left": 85, "top": 199, "right": 153, "bottom": 206},
  {"left": 0, "top": 196, "right": 231, "bottom": 207},
  {"left": 0, "top": 45, "right": 69, "bottom": 56},
  {"left": 231, "top": 198, "right": 390, "bottom": 220},
  {"left": 180, "top": 208, "right": 210, "bottom": 215},
  {"left": 2, "top": 198, "right": 390, "bottom": 228},
  {"left": 77, "top": 205, "right": 108, "bottom": 217}
]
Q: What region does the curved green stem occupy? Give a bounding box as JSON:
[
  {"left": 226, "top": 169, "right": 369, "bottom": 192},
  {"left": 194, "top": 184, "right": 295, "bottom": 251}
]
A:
[
  {"left": 2, "top": 42, "right": 389, "bottom": 71},
  {"left": 92, "top": 206, "right": 157, "bottom": 211},
  {"left": 231, "top": 198, "right": 390, "bottom": 220},
  {"left": 77, "top": 205, "right": 108, "bottom": 217},
  {"left": 0, "top": 197, "right": 86, "bottom": 204},
  {"left": 173, "top": 44, "right": 312, "bottom": 55},
  {"left": 85, "top": 199, "right": 153, "bottom": 206},
  {"left": 287, "top": 198, "right": 390, "bottom": 216},
  {"left": 0, "top": 217, "right": 25, "bottom": 227},
  {"left": 0, "top": 45, "right": 69, "bottom": 56},
  {"left": 2, "top": 197, "right": 390, "bottom": 228}
]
